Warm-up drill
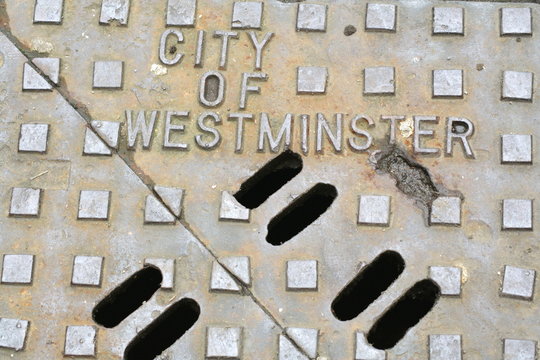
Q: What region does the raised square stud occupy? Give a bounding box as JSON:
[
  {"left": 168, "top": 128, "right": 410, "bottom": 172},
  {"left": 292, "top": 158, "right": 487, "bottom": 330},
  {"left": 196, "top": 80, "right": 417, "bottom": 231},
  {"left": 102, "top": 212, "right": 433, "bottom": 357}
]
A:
[
  {"left": 297, "top": 66, "right": 328, "bottom": 94},
  {"left": 93, "top": 61, "right": 124, "bottom": 89},
  {"left": 144, "top": 195, "right": 176, "bottom": 224},
  {"left": 219, "top": 191, "right": 250, "bottom": 222},
  {"left": 206, "top": 327, "right": 242, "bottom": 358},
  {"left": 0, "top": 318, "right": 29, "bottom": 351},
  {"left": 64, "top": 326, "right": 96, "bottom": 356},
  {"left": 78, "top": 190, "right": 111, "bottom": 220},
  {"left": 167, "top": 0, "right": 197, "bottom": 26},
  {"left": 430, "top": 196, "right": 461, "bottom": 225},
  {"left": 296, "top": 4, "right": 327, "bottom": 32},
  {"left": 22, "top": 58, "right": 60, "bottom": 91},
  {"left": 9, "top": 188, "right": 41, "bottom": 217},
  {"left": 285, "top": 328, "right": 319, "bottom": 358},
  {"left": 433, "top": 70, "right": 463, "bottom": 98},
  {"left": 429, "top": 266, "right": 461, "bottom": 296},
  {"left": 355, "top": 332, "right": 386, "bottom": 360},
  {"left": 210, "top": 261, "right": 241, "bottom": 293},
  {"left": 232, "top": 2, "right": 263, "bottom": 29},
  {"left": 504, "top": 339, "right": 537, "bottom": 360},
  {"left": 502, "top": 199, "right": 533, "bottom": 230},
  {"left": 358, "top": 195, "right": 390, "bottom": 226},
  {"left": 286, "top": 260, "right": 318, "bottom": 291},
  {"left": 34, "top": 0, "right": 64, "bottom": 24},
  {"left": 72, "top": 256, "right": 103, "bottom": 287},
  {"left": 18, "top": 123, "right": 49, "bottom": 153},
  {"left": 433, "top": 7, "right": 464, "bottom": 35},
  {"left": 429, "top": 335, "right": 462, "bottom": 360},
  {"left": 365, "top": 4, "right": 397, "bottom": 32},
  {"left": 2, "top": 255, "right": 34, "bottom": 284},
  {"left": 144, "top": 258, "right": 175, "bottom": 289},
  {"left": 501, "top": 8, "right": 532, "bottom": 36},
  {"left": 364, "top": 67, "right": 395, "bottom": 95},
  {"left": 502, "top": 71, "right": 533, "bottom": 101},
  {"left": 83, "top": 121, "right": 121, "bottom": 156},
  {"left": 501, "top": 265, "right": 536, "bottom": 300},
  {"left": 501, "top": 135, "right": 532, "bottom": 164},
  {"left": 100, "top": 0, "right": 130, "bottom": 25}
]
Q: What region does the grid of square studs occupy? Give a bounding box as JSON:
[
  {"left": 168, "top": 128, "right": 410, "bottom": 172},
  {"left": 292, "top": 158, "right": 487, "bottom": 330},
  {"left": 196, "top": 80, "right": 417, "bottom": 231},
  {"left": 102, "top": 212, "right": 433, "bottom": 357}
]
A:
[
  {"left": 429, "top": 266, "right": 462, "bottom": 296},
  {"left": 296, "top": 3, "right": 327, "bottom": 32},
  {"left": 365, "top": 3, "right": 397, "bottom": 32},
  {"left": 430, "top": 196, "right": 461, "bottom": 225},
  {"left": 358, "top": 195, "right": 391, "bottom": 226},
  {"left": 501, "top": 135, "right": 533, "bottom": 164},
  {"left": 72, "top": 256, "right": 103, "bottom": 286},
  {"left": 77, "top": 190, "right": 111, "bottom": 220},
  {"left": 500, "top": 7, "right": 532, "bottom": 36},
  {"left": 429, "top": 335, "right": 462, "bottom": 360},
  {"left": 18, "top": 123, "right": 49, "bottom": 153},
  {"left": 206, "top": 327, "right": 242, "bottom": 358},
  {"left": 501, "top": 265, "right": 536, "bottom": 300},
  {"left": 64, "top": 326, "right": 97, "bottom": 356},
  {"left": 297, "top": 66, "right": 328, "bottom": 94},
  {"left": 502, "top": 199, "right": 533, "bottom": 230},
  {"left": 286, "top": 260, "right": 318, "bottom": 291},
  {"left": 0, "top": 318, "right": 29, "bottom": 351},
  {"left": 433, "top": 70, "right": 463, "bottom": 98},
  {"left": 231, "top": 1, "right": 263, "bottom": 29},
  {"left": 9, "top": 188, "right": 42, "bottom": 217},
  {"left": 503, "top": 339, "right": 537, "bottom": 360},
  {"left": 93, "top": 61, "right": 124, "bottom": 89},
  {"left": 433, "top": 7, "right": 464, "bottom": 35},
  {"left": 1, "top": 254, "right": 34, "bottom": 284}
]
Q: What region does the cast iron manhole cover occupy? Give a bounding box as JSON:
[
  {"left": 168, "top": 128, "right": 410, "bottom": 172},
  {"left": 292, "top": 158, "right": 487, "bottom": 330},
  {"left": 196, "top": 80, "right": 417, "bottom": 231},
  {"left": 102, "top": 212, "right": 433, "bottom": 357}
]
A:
[{"left": 0, "top": 0, "right": 539, "bottom": 359}]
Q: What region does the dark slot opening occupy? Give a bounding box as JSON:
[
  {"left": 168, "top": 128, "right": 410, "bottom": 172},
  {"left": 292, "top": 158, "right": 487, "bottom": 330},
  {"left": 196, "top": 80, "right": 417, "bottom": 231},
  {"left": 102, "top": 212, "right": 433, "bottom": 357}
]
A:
[
  {"left": 92, "top": 265, "right": 162, "bottom": 328},
  {"left": 203, "top": 74, "right": 221, "bottom": 102},
  {"left": 234, "top": 150, "right": 303, "bottom": 209},
  {"left": 331, "top": 251, "right": 405, "bottom": 321},
  {"left": 367, "top": 279, "right": 441, "bottom": 350},
  {"left": 266, "top": 183, "right": 337, "bottom": 246},
  {"left": 124, "top": 298, "right": 200, "bottom": 360}
]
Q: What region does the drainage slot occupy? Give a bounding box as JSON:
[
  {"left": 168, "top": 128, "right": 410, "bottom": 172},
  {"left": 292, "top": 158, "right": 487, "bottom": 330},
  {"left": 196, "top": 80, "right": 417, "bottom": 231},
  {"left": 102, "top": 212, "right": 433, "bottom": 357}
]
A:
[
  {"left": 124, "top": 298, "right": 200, "bottom": 360},
  {"left": 92, "top": 265, "right": 162, "bottom": 328},
  {"left": 331, "top": 250, "right": 405, "bottom": 321},
  {"left": 234, "top": 150, "right": 303, "bottom": 209},
  {"left": 367, "top": 279, "right": 441, "bottom": 350},
  {"left": 266, "top": 183, "right": 337, "bottom": 246}
]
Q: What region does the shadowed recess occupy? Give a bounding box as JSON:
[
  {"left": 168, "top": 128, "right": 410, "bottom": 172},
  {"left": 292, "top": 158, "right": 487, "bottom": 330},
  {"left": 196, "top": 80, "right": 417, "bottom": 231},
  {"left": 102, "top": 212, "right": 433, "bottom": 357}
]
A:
[
  {"left": 92, "top": 265, "right": 162, "bottom": 328},
  {"left": 266, "top": 183, "right": 337, "bottom": 246},
  {"left": 367, "top": 279, "right": 441, "bottom": 350},
  {"left": 331, "top": 250, "right": 405, "bottom": 321},
  {"left": 124, "top": 298, "right": 200, "bottom": 360},
  {"left": 234, "top": 150, "right": 303, "bottom": 209}
]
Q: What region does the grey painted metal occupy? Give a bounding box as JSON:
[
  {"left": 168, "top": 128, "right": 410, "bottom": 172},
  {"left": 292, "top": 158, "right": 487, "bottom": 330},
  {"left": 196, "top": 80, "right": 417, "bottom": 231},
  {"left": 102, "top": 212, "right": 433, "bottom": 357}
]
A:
[{"left": 1, "top": 1, "right": 540, "bottom": 359}]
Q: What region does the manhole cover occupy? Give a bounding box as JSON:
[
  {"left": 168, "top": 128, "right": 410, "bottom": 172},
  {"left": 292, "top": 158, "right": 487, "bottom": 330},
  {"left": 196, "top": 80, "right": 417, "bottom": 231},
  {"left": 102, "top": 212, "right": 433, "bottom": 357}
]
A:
[{"left": 0, "top": 0, "right": 539, "bottom": 359}]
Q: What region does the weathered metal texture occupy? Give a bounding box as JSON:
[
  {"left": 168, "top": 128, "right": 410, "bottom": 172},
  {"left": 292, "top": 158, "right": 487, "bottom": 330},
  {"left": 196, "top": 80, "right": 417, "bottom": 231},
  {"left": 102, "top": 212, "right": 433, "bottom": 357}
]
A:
[{"left": 0, "top": 0, "right": 539, "bottom": 359}]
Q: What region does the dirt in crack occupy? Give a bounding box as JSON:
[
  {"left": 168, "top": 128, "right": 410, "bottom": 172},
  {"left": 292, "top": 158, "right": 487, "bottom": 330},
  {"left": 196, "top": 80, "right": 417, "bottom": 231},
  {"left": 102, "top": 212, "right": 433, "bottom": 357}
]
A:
[{"left": 375, "top": 146, "right": 440, "bottom": 209}]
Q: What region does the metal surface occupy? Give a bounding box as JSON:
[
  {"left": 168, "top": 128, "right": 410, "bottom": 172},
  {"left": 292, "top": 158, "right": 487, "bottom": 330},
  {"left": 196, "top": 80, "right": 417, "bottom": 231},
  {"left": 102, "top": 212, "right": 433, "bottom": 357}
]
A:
[{"left": 0, "top": 0, "right": 539, "bottom": 359}]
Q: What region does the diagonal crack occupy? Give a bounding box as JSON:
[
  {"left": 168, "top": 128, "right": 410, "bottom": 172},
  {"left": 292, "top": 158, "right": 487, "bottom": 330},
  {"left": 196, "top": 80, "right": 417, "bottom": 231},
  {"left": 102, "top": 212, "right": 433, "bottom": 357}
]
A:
[{"left": 0, "top": 6, "right": 315, "bottom": 359}]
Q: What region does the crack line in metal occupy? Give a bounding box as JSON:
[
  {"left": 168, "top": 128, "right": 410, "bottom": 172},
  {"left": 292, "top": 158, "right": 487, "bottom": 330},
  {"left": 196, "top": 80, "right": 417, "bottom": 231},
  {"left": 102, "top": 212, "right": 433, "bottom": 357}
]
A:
[{"left": 0, "top": 13, "right": 316, "bottom": 359}]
